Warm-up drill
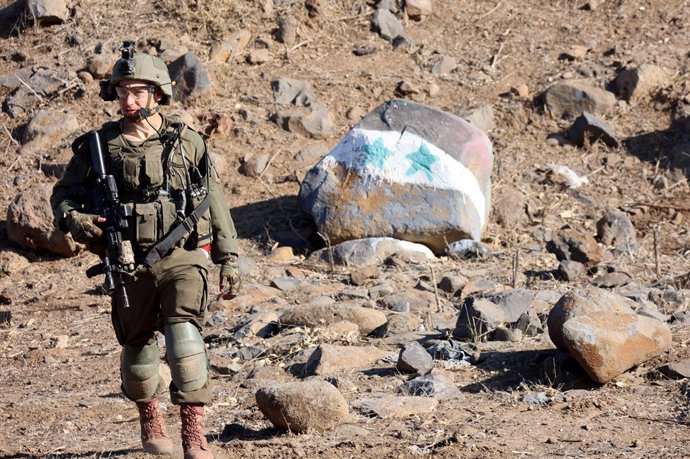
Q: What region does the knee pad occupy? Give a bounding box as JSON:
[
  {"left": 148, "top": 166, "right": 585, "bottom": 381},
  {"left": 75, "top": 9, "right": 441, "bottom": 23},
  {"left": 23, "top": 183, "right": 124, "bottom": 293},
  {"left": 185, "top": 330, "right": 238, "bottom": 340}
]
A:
[
  {"left": 165, "top": 322, "right": 208, "bottom": 393},
  {"left": 120, "top": 343, "right": 160, "bottom": 401}
]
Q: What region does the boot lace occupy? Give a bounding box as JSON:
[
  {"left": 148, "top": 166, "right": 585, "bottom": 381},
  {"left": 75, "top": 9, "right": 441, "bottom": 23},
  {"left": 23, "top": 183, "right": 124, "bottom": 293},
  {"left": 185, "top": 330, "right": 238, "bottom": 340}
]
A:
[
  {"left": 181, "top": 405, "right": 207, "bottom": 449},
  {"left": 137, "top": 401, "right": 167, "bottom": 440}
]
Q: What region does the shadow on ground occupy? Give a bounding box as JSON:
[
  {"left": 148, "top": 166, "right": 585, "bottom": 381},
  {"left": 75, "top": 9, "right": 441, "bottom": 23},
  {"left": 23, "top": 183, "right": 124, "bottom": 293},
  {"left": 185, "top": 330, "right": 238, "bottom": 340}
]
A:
[
  {"left": 623, "top": 115, "right": 690, "bottom": 179},
  {"left": 462, "top": 348, "right": 597, "bottom": 393},
  {"left": 2, "top": 450, "right": 137, "bottom": 458},
  {"left": 231, "top": 196, "right": 321, "bottom": 253},
  {"left": 218, "top": 423, "right": 278, "bottom": 442}
]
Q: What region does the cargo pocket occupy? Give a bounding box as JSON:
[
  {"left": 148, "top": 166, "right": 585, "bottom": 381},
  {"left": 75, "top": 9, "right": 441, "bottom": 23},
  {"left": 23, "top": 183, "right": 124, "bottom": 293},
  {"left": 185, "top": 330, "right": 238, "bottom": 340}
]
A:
[
  {"left": 144, "top": 152, "right": 164, "bottom": 188},
  {"left": 122, "top": 155, "right": 142, "bottom": 190},
  {"left": 160, "top": 199, "right": 178, "bottom": 236},
  {"left": 135, "top": 202, "right": 158, "bottom": 251}
]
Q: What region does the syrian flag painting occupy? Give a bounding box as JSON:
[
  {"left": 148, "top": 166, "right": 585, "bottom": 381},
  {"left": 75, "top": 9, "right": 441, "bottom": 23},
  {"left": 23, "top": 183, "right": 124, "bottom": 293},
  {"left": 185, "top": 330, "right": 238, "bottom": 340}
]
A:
[{"left": 299, "top": 99, "right": 493, "bottom": 254}]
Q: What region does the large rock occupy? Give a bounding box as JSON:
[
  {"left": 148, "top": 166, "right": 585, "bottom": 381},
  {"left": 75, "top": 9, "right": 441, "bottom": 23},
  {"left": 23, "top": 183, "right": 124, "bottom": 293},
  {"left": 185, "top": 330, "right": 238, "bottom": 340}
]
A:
[
  {"left": 306, "top": 344, "right": 390, "bottom": 375},
  {"left": 299, "top": 99, "right": 493, "bottom": 254},
  {"left": 453, "top": 297, "right": 506, "bottom": 341},
  {"left": 280, "top": 302, "right": 387, "bottom": 335},
  {"left": 396, "top": 341, "right": 434, "bottom": 374},
  {"left": 20, "top": 109, "right": 79, "bottom": 155},
  {"left": 271, "top": 77, "right": 316, "bottom": 107},
  {"left": 544, "top": 81, "right": 616, "bottom": 120},
  {"left": 7, "top": 184, "right": 79, "bottom": 257},
  {"left": 3, "top": 68, "right": 67, "bottom": 118},
  {"left": 271, "top": 78, "right": 333, "bottom": 138},
  {"left": 209, "top": 30, "right": 252, "bottom": 63},
  {"left": 168, "top": 52, "right": 211, "bottom": 101},
  {"left": 547, "top": 227, "right": 605, "bottom": 267},
  {"left": 372, "top": 8, "right": 405, "bottom": 41},
  {"left": 453, "top": 290, "right": 536, "bottom": 341},
  {"left": 275, "top": 103, "right": 334, "bottom": 139},
  {"left": 256, "top": 380, "right": 348, "bottom": 432},
  {"left": 27, "top": 0, "right": 69, "bottom": 26},
  {"left": 596, "top": 210, "right": 638, "bottom": 254},
  {"left": 568, "top": 112, "right": 619, "bottom": 148},
  {"left": 547, "top": 287, "right": 672, "bottom": 384}
]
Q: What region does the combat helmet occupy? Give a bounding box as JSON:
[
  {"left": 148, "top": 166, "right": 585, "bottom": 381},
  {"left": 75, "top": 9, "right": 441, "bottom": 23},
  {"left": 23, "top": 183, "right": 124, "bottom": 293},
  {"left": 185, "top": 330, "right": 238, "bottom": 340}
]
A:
[{"left": 100, "top": 40, "right": 173, "bottom": 105}]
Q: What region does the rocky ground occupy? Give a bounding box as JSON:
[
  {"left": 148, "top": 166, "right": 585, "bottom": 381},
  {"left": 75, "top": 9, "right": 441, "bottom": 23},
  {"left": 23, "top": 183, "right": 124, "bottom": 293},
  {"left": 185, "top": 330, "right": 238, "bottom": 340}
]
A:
[{"left": 1, "top": 0, "right": 690, "bottom": 457}]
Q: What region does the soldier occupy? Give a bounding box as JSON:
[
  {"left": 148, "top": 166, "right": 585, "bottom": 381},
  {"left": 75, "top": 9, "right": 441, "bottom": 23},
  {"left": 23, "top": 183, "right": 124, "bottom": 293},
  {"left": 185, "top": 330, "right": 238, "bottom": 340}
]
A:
[{"left": 50, "top": 41, "right": 240, "bottom": 459}]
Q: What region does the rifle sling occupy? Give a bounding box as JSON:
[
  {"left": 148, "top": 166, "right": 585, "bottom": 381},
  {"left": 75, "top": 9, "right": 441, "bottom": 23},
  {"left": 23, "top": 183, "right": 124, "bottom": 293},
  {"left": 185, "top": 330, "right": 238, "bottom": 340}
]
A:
[{"left": 143, "top": 193, "right": 210, "bottom": 268}]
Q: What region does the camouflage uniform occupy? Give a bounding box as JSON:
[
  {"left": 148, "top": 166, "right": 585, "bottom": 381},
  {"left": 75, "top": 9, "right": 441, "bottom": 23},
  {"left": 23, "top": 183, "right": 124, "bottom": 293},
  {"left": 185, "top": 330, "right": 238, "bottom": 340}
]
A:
[
  {"left": 52, "top": 42, "right": 235, "bottom": 457},
  {"left": 51, "top": 113, "right": 237, "bottom": 405}
]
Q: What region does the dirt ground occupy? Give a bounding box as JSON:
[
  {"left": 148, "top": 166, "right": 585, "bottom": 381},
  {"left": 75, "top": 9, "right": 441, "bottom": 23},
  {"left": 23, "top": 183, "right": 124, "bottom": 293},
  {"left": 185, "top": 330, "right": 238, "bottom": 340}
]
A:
[{"left": 1, "top": 0, "right": 690, "bottom": 457}]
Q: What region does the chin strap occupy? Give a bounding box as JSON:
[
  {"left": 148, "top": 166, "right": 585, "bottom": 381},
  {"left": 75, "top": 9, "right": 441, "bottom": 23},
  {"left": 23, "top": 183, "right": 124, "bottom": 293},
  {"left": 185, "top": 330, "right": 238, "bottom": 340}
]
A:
[
  {"left": 139, "top": 105, "right": 160, "bottom": 119},
  {"left": 127, "top": 90, "right": 160, "bottom": 121}
]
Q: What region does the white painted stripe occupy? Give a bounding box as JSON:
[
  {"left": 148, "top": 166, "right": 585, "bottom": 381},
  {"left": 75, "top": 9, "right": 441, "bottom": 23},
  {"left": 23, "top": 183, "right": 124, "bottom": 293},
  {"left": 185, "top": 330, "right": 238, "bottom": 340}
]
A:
[{"left": 322, "top": 128, "right": 488, "bottom": 227}]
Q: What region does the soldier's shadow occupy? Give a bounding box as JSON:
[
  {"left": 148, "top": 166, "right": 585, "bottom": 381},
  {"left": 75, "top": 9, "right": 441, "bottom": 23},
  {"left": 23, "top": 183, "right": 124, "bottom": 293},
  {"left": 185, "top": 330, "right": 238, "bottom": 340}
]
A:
[
  {"left": 622, "top": 115, "right": 690, "bottom": 179},
  {"left": 231, "top": 195, "right": 321, "bottom": 253},
  {"left": 217, "top": 422, "right": 279, "bottom": 442},
  {"left": 1, "top": 449, "right": 136, "bottom": 458}
]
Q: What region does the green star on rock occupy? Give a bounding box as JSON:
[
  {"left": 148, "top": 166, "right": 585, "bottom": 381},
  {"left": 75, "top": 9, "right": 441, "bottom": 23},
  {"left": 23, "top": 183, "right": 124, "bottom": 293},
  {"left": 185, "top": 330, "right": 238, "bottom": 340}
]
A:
[
  {"left": 405, "top": 143, "right": 438, "bottom": 181},
  {"left": 360, "top": 137, "right": 393, "bottom": 170}
]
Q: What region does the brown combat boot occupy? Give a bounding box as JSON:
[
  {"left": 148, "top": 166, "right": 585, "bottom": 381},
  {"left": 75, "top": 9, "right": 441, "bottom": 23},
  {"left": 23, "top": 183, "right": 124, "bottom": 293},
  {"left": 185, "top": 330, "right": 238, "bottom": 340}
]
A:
[
  {"left": 180, "top": 404, "right": 214, "bottom": 459},
  {"left": 135, "top": 399, "right": 174, "bottom": 456}
]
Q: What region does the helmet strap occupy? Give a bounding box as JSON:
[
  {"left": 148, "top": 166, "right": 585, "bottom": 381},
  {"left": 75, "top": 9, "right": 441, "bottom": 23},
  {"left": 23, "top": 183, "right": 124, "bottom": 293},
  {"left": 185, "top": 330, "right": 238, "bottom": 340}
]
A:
[{"left": 138, "top": 90, "right": 160, "bottom": 119}]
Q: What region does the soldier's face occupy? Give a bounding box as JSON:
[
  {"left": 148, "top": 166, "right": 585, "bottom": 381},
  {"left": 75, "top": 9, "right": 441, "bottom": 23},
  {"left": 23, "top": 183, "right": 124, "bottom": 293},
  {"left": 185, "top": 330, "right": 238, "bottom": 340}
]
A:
[{"left": 116, "top": 79, "right": 159, "bottom": 118}]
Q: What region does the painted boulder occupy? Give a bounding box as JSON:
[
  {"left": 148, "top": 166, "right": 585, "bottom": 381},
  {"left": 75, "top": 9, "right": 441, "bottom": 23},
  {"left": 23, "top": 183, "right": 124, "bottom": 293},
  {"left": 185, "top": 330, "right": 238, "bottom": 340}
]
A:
[{"left": 299, "top": 99, "right": 493, "bottom": 254}]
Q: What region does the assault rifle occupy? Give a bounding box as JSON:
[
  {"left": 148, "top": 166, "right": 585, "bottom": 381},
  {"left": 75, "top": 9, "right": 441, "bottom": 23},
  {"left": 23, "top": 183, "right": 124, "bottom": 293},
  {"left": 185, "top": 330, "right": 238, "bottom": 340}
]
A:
[{"left": 84, "top": 131, "right": 135, "bottom": 308}]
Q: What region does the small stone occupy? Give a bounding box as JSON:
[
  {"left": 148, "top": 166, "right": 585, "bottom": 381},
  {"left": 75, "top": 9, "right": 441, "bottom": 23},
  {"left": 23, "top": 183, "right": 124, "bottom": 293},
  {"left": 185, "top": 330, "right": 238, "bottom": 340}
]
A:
[
  {"left": 658, "top": 360, "right": 690, "bottom": 379},
  {"left": 523, "top": 392, "right": 551, "bottom": 406},
  {"left": 559, "top": 260, "right": 586, "bottom": 281},
  {"left": 396, "top": 79, "right": 421, "bottom": 95},
  {"left": 406, "top": 0, "right": 433, "bottom": 18},
  {"left": 268, "top": 246, "right": 295, "bottom": 262},
  {"left": 241, "top": 153, "right": 269, "bottom": 178},
  {"left": 652, "top": 175, "right": 668, "bottom": 190},
  {"left": 87, "top": 54, "right": 116, "bottom": 78},
  {"left": 560, "top": 44, "right": 589, "bottom": 60},
  {"left": 492, "top": 326, "right": 523, "bottom": 342},
  {"left": 247, "top": 49, "right": 274, "bottom": 65},
  {"left": 271, "top": 276, "right": 302, "bottom": 291},
  {"left": 568, "top": 111, "right": 619, "bottom": 148},
  {"left": 512, "top": 83, "right": 529, "bottom": 98},
  {"left": 346, "top": 106, "right": 364, "bottom": 121},
  {"left": 77, "top": 71, "right": 93, "bottom": 84},
  {"left": 582, "top": 0, "right": 604, "bottom": 10},
  {"left": 431, "top": 56, "right": 456, "bottom": 77},
  {"left": 396, "top": 341, "right": 434, "bottom": 374},
  {"left": 350, "top": 266, "right": 380, "bottom": 286},
  {"left": 392, "top": 35, "right": 413, "bottom": 50},
  {"left": 277, "top": 16, "right": 299, "bottom": 46}
]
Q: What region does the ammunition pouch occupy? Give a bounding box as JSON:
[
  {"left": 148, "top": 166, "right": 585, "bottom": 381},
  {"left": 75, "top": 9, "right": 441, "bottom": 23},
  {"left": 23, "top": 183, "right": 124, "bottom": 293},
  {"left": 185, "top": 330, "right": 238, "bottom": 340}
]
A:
[{"left": 132, "top": 200, "right": 177, "bottom": 253}]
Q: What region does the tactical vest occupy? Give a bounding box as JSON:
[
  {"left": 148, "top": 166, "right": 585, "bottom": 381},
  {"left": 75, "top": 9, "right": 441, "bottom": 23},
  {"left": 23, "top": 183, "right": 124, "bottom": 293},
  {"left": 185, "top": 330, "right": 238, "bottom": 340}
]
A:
[{"left": 96, "top": 118, "right": 212, "bottom": 257}]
